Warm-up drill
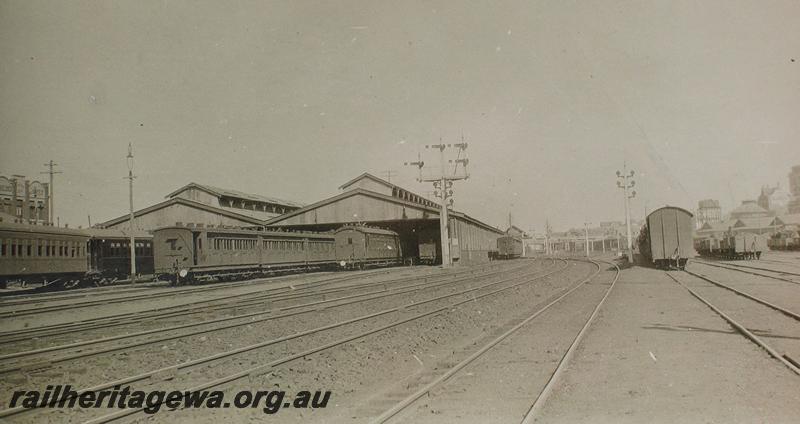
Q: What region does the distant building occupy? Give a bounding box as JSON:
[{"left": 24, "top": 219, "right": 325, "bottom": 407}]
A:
[
  {"left": 789, "top": 165, "right": 800, "bottom": 214},
  {"left": 696, "top": 199, "right": 722, "bottom": 229},
  {"left": 505, "top": 225, "right": 528, "bottom": 238},
  {"left": 757, "top": 184, "right": 791, "bottom": 214},
  {"left": 0, "top": 175, "right": 49, "bottom": 225},
  {"left": 728, "top": 200, "right": 771, "bottom": 220}
]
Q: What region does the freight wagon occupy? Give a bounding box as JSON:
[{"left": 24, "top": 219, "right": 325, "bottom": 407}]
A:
[
  {"left": 696, "top": 232, "right": 769, "bottom": 260},
  {"left": 496, "top": 235, "right": 523, "bottom": 259},
  {"left": 637, "top": 206, "right": 694, "bottom": 269}
]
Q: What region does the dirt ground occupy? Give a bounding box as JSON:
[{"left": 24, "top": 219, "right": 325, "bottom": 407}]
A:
[
  {"left": 537, "top": 264, "right": 800, "bottom": 424},
  {"left": 4, "top": 260, "right": 800, "bottom": 423}
]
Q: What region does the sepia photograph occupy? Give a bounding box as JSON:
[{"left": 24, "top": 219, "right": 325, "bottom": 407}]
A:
[{"left": 1, "top": 1, "right": 799, "bottom": 423}]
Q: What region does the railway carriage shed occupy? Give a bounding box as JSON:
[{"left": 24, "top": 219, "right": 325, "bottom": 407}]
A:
[
  {"left": 98, "top": 183, "right": 303, "bottom": 231},
  {"left": 264, "top": 173, "right": 505, "bottom": 265}
]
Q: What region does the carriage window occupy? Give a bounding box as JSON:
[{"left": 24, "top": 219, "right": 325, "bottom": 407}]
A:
[
  {"left": 27, "top": 241, "right": 32, "bottom": 257},
  {"left": 348, "top": 238, "right": 353, "bottom": 245},
  {"left": 0, "top": 239, "right": 5, "bottom": 257}
]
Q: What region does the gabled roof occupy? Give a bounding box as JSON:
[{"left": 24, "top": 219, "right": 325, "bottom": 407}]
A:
[
  {"left": 778, "top": 213, "right": 800, "bottom": 226},
  {"left": 166, "top": 183, "right": 304, "bottom": 208},
  {"left": 264, "top": 187, "right": 440, "bottom": 226},
  {"left": 697, "top": 220, "right": 739, "bottom": 233},
  {"left": 264, "top": 187, "right": 505, "bottom": 235},
  {"left": 338, "top": 172, "right": 435, "bottom": 207},
  {"left": 98, "top": 197, "right": 265, "bottom": 228},
  {"left": 729, "top": 200, "right": 769, "bottom": 217},
  {"left": 338, "top": 172, "right": 394, "bottom": 191},
  {"left": 736, "top": 216, "right": 780, "bottom": 230},
  {"left": 506, "top": 225, "right": 527, "bottom": 236}
]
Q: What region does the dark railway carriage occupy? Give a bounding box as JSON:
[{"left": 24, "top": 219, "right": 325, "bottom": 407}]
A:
[
  {"left": 496, "top": 235, "right": 523, "bottom": 259},
  {"left": 84, "top": 228, "right": 154, "bottom": 280},
  {"left": 153, "top": 226, "right": 336, "bottom": 282},
  {"left": 697, "top": 233, "right": 768, "bottom": 260},
  {"left": 638, "top": 206, "right": 695, "bottom": 269},
  {"left": 769, "top": 230, "right": 800, "bottom": 251},
  {"left": 335, "top": 226, "right": 402, "bottom": 269},
  {"left": 153, "top": 224, "right": 403, "bottom": 283},
  {"left": 0, "top": 222, "right": 157, "bottom": 289},
  {"left": 418, "top": 239, "right": 437, "bottom": 265},
  {"left": 0, "top": 222, "right": 90, "bottom": 288}
]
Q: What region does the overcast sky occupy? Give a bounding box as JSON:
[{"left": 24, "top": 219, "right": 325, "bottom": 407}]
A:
[{"left": 1, "top": 0, "right": 798, "bottom": 232}]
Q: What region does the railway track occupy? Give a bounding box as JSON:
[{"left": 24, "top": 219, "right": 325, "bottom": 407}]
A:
[
  {"left": 0, "top": 261, "right": 543, "bottom": 371},
  {"left": 0, "top": 266, "right": 430, "bottom": 315},
  {"left": 0, "top": 261, "right": 526, "bottom": 345},
  {"left": 367, "top": 259, "right": 620, "bottom": 424},
  {"left": 0, "top": 259, "right": 573, "bottom": 422},
  {"left": 691, "top": 259, "right": 800, "bottom": 285},
  {"left": 666, "top": 270, "right": 800, "bottom": 375}
]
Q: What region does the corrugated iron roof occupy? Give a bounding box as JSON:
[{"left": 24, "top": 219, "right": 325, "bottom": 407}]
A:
[{"left": 166, "top": 183, "right": 304, "bottom": 208}]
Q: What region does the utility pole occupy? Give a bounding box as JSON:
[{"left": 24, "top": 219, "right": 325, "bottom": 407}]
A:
[
  {"left": 544, "top": 219, "right": 552, "bottom": 255},
  {"left": 406, "top": 140, "right": 469, "bottom": 267},
  {"left": 381, "top": 170, "right": 398, "bottom": 184},
  {"left": 584, "top": 222, "right": 591, "bottom": 257},
  {"left": 41, "top": 160, "right": 62, "bottom": 225},
  {"left": 616, "top": 164, "right": 637, "bottom": 262},
  {"left": 125, "top": 143, "right": 137, "bottom": 283}
]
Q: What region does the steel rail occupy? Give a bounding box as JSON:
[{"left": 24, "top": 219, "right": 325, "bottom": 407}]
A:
[
  {"left": 519, "top": 259, "right": 620, "bottom": 424},
  {"left": 0, "top": 262, "right": 419, "bottom": 305},
  {"left": 0, "top": 262, "right": 514, "bottom": 342},
  {"left": 0, "top": 265, "right": 443, "bottom": 317},
  {"left": 0, "top": 260, "right": 545, "bottom": 367},
  {"left": 370, "top": 259, "right": 613, "bottom": 424},
  {"left": 79, "top": 260, "right": 573, "bottom": 424},
  {"left": 757, "top": 258, "right": 800, "bottom": 269},
  {"left": 691, "top": 260, "right": 800, "bottom": 285},
  {"left": 0, "top": 261, "right": 529, "bottom": 345},
  {"left": 682, "top": 269, "right": 800, "bottom": 322},
  {"left": 0, "top": 260, "right": 570, "bottom": 421},
  {"left": 665, "top": 272, "right": 800, "bottom": 376},
  {"left": 0, "top": 267, "right": 393, "bottom": 307}
]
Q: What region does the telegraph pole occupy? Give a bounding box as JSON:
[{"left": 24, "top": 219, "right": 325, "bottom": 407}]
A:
[
  {"left": 405, "top": 140, "right": 469, "bottom": 267},
  {"left": 584, "top": 222, "right": 591, "bottom": 257},
  {"left": 616, "top": 164, "right": 637, "bottom": 262},
  {"left": 381, "top": 170, "right": 398, "bottom": 184},
  {"left": 544, "top": 219, "right": 552, "bottom": 255},
  {"left": 41, "top": 160, "right": 62, "bottom": 225},
  {"left": 125, "top": 144, "right": 137, "bottom": 283}
]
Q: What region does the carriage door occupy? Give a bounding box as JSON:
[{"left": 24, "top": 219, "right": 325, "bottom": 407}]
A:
[
  {"left": 89, "top": 239, "right": 100, "bottom": 272},
  {"left": 192, "top": 232, "right": 201, "bottom": 265}
]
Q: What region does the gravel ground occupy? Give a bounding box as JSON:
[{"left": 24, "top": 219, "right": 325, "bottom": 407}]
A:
[
  {"left": 537, "top": 265, "right": 800, "bottom": 424},
  {"left": 2, "top": 260, "right": 550, "bottom": 423},
  {"left": 676, "top": 270, "right": 800, "bottom": 376},
  {"left": 0, "top": 261, "right": 537, "bottom": 407},
  {"left": 123, "top": 260, "right": 592, "bottom": 423},
  {"left": 686, "top": 262, "right": 800, "bottom": 320},
  {"left": 387, "top": 266, "right": 618, "bottom": 424},
  {"left": 0, "top": 263, "right": 520, "bottom": 357}
]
